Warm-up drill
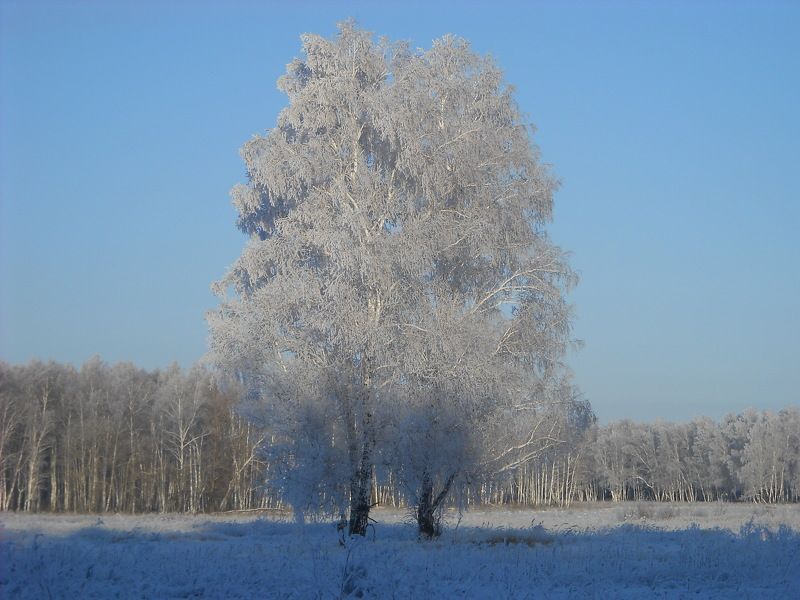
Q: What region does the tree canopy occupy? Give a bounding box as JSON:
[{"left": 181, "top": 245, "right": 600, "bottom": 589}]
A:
[{"left": 209, "top": 21, "right": 576, "bottom": 536}]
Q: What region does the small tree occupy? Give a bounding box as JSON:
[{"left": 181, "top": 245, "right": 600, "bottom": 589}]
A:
[{"left": 209, "top": 21, "right": 575, "bottom": 536}]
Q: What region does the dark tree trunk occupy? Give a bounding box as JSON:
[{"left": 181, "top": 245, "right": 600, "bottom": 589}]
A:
[
  {"left": 348, "top": 409, "right": 375, "bottom": 537},
  {"left": 348, "top": 474, "right": 371, "bottom": 536},
  {"left": 417, "top": 473, "right": 437, "bottom": 538},
  {"left": 416, "top": 471, "right": 456, "bottom": 538},
  {"left": 348, "top": 454, "right": 373, "bottom": 536}
]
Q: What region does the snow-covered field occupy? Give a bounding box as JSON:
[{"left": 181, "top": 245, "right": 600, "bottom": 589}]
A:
[{"left": 2, "top": 503, "right": 798, "bottom": 598}]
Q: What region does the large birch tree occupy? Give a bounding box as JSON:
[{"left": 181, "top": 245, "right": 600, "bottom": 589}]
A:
[{"left": 209, "top": 21, "right": 575, "bottom": 536}]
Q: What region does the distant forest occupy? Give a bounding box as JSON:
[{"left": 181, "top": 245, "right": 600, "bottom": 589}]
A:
[{"left": 1, "top": 359, "right": 798, "bottom": 513}]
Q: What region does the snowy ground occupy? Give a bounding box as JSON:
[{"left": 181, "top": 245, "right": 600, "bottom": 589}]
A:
[{"left": 2, "top": 502, "right": 799, "bottom": 598}]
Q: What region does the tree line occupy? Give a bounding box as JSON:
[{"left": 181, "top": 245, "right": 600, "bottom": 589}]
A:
[
  {"left": 2, "top": 357, "right": 797, "bottom": 515},
  {"left": 0, "top": 359, "right": 272, "bottom": 513},
  {"left": 581, "top": 409, "right": 800, "bottom": 504},
  {"left": 450, "top": 406, "right": 800, "bottom": 507}
]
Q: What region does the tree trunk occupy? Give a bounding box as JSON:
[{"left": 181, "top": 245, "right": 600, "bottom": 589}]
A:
[
  {"left": 416, "top": 473, "right": 436, "bottom": 537},
  {"left": 416, "top": 471, "right": 456, "bottom": 538},
  {"left": 348, "top": 438, "right": 374, "bottom": 536}
]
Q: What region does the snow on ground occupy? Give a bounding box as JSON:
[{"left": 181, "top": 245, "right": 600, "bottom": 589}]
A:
[{"left": 2, "top": 503, "right": 798, "bottom": 599}]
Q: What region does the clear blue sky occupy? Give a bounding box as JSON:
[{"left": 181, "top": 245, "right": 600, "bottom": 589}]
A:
[{"left": 1, "top": 1, "right": 798, "bottom": 423}]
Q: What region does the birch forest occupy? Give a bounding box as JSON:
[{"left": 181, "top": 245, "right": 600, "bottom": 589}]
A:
[{"left": 1, "top": 358, "right": 797, "bottom": 514}]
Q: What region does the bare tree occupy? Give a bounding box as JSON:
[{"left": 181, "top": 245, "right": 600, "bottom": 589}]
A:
[{"left": 0, "top": 363, "right": 22, "bottom": 511}]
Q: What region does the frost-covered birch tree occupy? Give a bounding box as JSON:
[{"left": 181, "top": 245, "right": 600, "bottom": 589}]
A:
[{"left": 209, "top": 21, "right": 575, "bottom": 536}]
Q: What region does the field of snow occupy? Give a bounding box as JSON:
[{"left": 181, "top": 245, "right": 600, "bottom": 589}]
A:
[{"left": 2, "top": 502, "right": 799, "bottom": 598}]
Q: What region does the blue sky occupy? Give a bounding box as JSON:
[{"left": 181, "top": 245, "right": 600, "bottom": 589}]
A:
[{"left": 1, "top": 1, "right": 798, "bottom": 423}]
